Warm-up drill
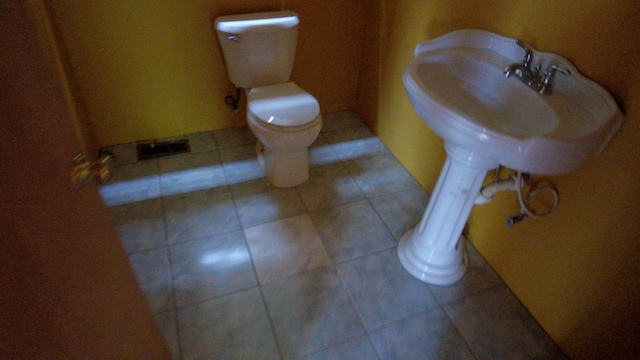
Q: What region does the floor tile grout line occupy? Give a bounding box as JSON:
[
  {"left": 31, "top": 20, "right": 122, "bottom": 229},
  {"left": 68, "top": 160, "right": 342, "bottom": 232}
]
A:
[
  {"left": 339, "top": 246, "right": 444, "bottom": 336},
  {"left": 238, "top": 223, "right": 286, "bottom": 360},
  {"left": 364, "top": 196, "right": 401, "bottom": 242},
  {"left": 279, "top": 262, "right": 370, "bottom": 359},
  {"left": 216, "top": 146, "right": 236, "bottom": 187},
  {"left": 106, "top": 119, "right": 386, "bottom": 205},
  {"left": 161, "top": 184, "right": 239, "bottom": 245},
  {"left": 103, "top": 111, "right": 367, "bottom": 167},
  {"left": 329, "top": 244, "right": 397, "bottom": 267},
  {"left": 436, "top": 300, "right": 481, "bottom": 360},
  {"left": 156, "top": 223, "right": 240, "bottom": 249},
  {"left": 434, "top": 283, "right": 519, "bottom": 360},
  {"left": 434, "top": 281, "right": 532, "bottom": 359},
  {"left": 332, "top": 257, "right": 387, "bottom": 360},
  {"left": 320, "top": 236, "right": 502, "bottom": 358},
  {"left": 120, "top": 179, "right": 420, "bottom": 256},
  {"left": 221, "top": 136, "right": 334, "bottom": 358},
  {"left": 254, "top": 284, "right": 286, "bottom": 360},
  {"left": 252, "top": 260, "right": 336, "bottom": 288},
  {"left": 165, "top": 284, "right": 259, "bottom": 314},
  {"left": 160, "top": 239, "right": 440, "bottom": 314},
  {"left": 211, "top": 118, "right": 432, "bottom": 358},
  {"left": 294, "top": 332, "right": 378, "bottom": 360},
  {"left": 362, "top": 304, "right": 441, "bottom": 336},
  {"left": 108, "top": 112, "right": 564, "bottom": 359},
  {"left": 111, "top": 115, "right": 416, "bottom": 357},
  {"left": 157, "top": 179, "right": 184, "bottom": 360}
]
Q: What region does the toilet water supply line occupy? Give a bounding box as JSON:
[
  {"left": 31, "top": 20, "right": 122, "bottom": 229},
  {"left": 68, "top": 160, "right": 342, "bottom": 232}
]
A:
[
  {"left": 474, "top": 167, "right": 559, "bottom": 227},
  {"left": 225, "top": 88, "right": 242, "bottom": 115}
]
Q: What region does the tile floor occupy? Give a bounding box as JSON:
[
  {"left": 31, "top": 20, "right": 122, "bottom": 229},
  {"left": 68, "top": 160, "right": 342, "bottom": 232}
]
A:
[{"left": 100, "top": 111, "right": 567, "bottom": 360}]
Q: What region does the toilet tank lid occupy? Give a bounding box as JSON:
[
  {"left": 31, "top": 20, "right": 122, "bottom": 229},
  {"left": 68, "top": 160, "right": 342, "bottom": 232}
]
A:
[
  {"left": 215, "top": 11, "right": 298, "bottom": 34},
  {"left": 248, "top": 82, "right": 319, "bottom": 127}
]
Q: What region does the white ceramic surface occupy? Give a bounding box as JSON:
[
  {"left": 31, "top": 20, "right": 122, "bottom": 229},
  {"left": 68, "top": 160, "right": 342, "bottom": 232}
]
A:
[
  {"left": 216, "top": 12, "right": 321, "bottom": 188},
  {"left": 403, "top": 29, "right": 624, "bottom": 174},
  {"left": 398, "top": 29, "right": 624, "bottom": 285},
  {"left": 247, "top": 82, "right": 321, "bottom": 188},
  {"left": 215, "top": 11, "right": 298, "bottom": 89}
]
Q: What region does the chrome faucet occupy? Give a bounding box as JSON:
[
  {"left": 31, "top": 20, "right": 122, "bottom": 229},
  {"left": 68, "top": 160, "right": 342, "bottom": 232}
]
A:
[
  {"left": 504, "top": 40, "right": 570, "bottom": 95},
  {"left": 538, "top": 64, "right": 571, "bottom": 95},
  {"left": 504, "top": 40, "right": 534, "bottom": 80}
]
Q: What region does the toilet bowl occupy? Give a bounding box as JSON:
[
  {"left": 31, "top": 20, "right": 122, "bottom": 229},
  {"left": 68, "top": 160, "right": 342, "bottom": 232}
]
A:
[
  {"left": 247, "top": 82, "right": 322, "bottom": 187},
  {"left": 215, "top": 11, "right": 322, "bottom": 187}
]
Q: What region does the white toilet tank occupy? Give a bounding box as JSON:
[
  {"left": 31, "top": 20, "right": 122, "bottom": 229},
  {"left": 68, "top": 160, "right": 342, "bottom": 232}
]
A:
[{"left": 215, "top": 11, "right": 299, "bottom": 89}]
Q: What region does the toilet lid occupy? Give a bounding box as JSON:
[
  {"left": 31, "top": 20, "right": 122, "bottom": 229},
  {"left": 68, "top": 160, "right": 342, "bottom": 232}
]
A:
[{"left": 248, "top": 82, "right": 319, "bottom": 127}]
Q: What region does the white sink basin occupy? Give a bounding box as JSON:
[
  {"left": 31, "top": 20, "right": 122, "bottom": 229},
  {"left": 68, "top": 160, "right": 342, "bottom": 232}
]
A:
[
  {"left": 397, "top": 30, "right": 625, "bottom": 286},
  {"left": 403, "top": 29, "right": 624, "bottom": 174}
]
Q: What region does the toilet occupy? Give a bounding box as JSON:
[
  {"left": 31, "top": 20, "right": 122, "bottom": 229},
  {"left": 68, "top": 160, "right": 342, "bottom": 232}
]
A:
[{"left": 215, "top": 11, "right": 322, "bottom": 188}]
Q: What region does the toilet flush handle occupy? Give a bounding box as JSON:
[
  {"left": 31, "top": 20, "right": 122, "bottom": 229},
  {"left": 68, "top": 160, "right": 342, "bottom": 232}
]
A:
[{"left": 226, "top": 34, "right": 241, "bottom": 43}]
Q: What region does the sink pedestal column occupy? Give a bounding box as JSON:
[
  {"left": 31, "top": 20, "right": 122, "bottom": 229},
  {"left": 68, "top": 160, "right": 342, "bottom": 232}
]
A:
[{"left": 398, "top": 142, "right": 498, "bottom": 285}]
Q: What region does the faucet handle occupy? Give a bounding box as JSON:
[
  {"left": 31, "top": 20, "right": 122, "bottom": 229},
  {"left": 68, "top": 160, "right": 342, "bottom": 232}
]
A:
[
  {"left": 542, "top": 65, "right": 571, "bottom": 83},
  {"left": 539, "top": 65, "right": 571, "bottom": 95},
  {"left": 533, "top": 63, "right": 542, "bottom": 76},
  {"left": 515, "top": 40, "right": 533, "bottom": 67}
]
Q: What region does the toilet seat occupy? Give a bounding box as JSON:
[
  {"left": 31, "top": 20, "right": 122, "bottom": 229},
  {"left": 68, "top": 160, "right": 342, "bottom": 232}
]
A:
[{"left": 248, "top": 82, "right": 320, "bottom": 131}]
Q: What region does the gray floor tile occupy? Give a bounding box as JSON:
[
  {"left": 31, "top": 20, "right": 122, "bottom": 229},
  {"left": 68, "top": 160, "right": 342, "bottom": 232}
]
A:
[
  {"left": 159, "top": 151, "right": 226, "bottom": 196},
  {"left": 444, "top": 284, "right": 567, "bottom": 360},
  {"left": 308, "top": 133, "right": 340, "bottom": 167},
  {"left": 155, "top": 311, "right": 181, "bottom": 360},
  {"left": 262, "top": 267, "right": 365, "bottom": 359},
  {"left": 128, "top": 247, "right": 174, "bottom": 314},
  {"left": 296, "top": 162, "right": 364, "bottom": 211},
  {"left": 297, "top": 335, "right": 380, "bottom": 360},
  {"left": 231, "top": 178, "right": 306, "bottom": 227},
  {"left": 187, "top": 131, "right": 216, "bottom": 153},
  {"left": 324, "top": 124, "right": 388, "bottom": 161},
  {"left": 213, "top": 126, "right": 256, "bottom": 149},
  {"left": 369, "top": 187, "right": 430, "bottom": 240},
  {"left": 337, "top": 248, "right": 439, "bottom": 331},
  {"left": 102, "top": 142, "right": 138, "bottom": 165},
  {"left": 219, "top": 143, "right": 264, "bottom": 184},
  {"left": 369, "top": 307, "right": 476, "bottom": 360},
  {"left": 98, "top": 111, "right": 564, "bottom": 360},
  {"left": 244, "top": 214, "right": 331, "bottom": 284},
  {"left": 170, "top": 230, "right": 256, "bottom": 306},
  {"left": 310, "top": 200, "right": 395, "bottom": 262},
  {"left": 163, "top": 187, "right": 241, "bottom": 244},
  {"left": 345, "top": 152, "right": 420, "bottom": 198},
  {"left": 321, "top": 110, "right": 366, "bottom": 132},
  {"left": 177, "top": 287, "right": 279, "bottom": 360},
  {"left": 109, "top": 198, "right": 166, "bottom": 254},
  {"left": 428, "top": 240, "right": 504, "bottom": 305},
  {"left": 100, "top": 160, "right": 161, "bottom": 206}
]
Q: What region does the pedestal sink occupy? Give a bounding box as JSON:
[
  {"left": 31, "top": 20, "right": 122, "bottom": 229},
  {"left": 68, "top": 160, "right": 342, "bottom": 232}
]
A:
[{"left": 398, "top": 29, "right": 624, "bottom": 285}]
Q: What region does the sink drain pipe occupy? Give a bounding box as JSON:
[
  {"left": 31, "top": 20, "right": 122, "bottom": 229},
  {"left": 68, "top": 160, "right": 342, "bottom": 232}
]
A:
[
  {"left": 475, "top": 169, "right": 559, "bottom": 227},
  {"left": 513, "top": 170, "right": 559, "bottom": 220},
  {"left": 475, "top": 176, "right": 519, "bottom": 205}
]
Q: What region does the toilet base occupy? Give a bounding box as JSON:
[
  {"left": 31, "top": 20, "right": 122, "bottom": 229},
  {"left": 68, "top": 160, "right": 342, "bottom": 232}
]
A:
[{"left": 256, "top": 140, "right": 309, "bottom": 188}]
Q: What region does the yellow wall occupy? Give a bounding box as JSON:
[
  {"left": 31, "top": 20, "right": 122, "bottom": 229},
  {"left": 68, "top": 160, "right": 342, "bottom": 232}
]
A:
[
  {"left": 45, "top": 0, "right": 365, "bottom": 146},
  {"left": 356, "top": 1, "right": 640, "bottom": 359}
]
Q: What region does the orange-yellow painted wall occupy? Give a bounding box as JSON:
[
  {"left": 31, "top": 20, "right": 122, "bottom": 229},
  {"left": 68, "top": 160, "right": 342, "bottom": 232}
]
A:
[
  {"left": 45, "top": 0, "right": 364, "bottom": 146},
  {"left": 356, "top": 1, "right": 640, "bottom": 359}
]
